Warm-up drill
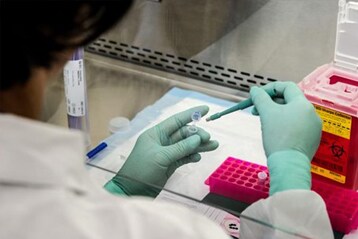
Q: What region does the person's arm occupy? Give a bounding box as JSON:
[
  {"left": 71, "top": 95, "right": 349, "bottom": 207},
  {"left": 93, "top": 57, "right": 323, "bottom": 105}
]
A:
[
  {"left": 240, "top": 190, "right": 333, "bottom": 239},
  {"left": 240, "top": 82, "right": 333, "bottom": 239},
  {"left": 250, "top": 81, "right": 322, "bottom": 195},
  {"left": 104, "top": 105, "right": 219, "bottom": 197}
]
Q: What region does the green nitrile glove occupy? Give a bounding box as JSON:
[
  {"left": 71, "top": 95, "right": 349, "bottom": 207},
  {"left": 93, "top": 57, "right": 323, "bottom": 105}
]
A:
[
  {"left": 250, "top": 82, "right": 322, "bottom": 195},
  {"left": 105, "top": 105, "right": 219, "bottom": 197},
  {"left": 104, "top": 180, "right": 127, "bottom": 196}
]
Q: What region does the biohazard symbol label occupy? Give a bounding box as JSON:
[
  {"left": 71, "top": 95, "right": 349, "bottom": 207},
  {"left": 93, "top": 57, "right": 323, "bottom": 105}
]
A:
[
  {"left": 330, "top": 142, "right": 345, "bottom": 160},
  {"left": 312, "top": 132, "right": 349, "bottom": 184}
]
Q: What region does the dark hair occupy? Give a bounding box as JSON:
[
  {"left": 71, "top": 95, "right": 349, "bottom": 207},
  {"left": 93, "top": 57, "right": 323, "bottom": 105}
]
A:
[{"left": 0, "top": 0, "right": 132, "bottom": 90}]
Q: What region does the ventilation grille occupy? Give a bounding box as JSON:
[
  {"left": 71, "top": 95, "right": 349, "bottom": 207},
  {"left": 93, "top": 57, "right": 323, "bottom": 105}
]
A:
[{"left": 86, "top": 38, "right": 278, "bottom": 92}]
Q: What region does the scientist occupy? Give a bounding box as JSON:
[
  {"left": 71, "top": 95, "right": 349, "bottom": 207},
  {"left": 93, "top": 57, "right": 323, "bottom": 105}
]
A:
[{"left": 0, "top": 1, "right": 333, "bottom": 239}]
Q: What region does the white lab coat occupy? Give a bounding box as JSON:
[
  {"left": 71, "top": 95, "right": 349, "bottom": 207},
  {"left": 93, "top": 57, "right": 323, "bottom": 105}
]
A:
[
  {"left": 240, "top": 191, "right": 334, "bottom": 238},
  {"left": 0, "top": 114, "right": 334, "bottom": 239}
]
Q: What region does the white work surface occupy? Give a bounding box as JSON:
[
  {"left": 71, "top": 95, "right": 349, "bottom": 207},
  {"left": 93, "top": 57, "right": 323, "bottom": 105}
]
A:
[{"left": 87, "top": 87, "right": 266, "bottom": 200}]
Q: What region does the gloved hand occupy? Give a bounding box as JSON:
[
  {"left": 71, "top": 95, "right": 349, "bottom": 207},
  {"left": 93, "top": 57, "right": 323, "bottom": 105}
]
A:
[
  {"left": 250, "top": 82, "right": 322, "bottom": 195},
  {"left": 105, "top": 105, "right": 219, "bottom": 197}
]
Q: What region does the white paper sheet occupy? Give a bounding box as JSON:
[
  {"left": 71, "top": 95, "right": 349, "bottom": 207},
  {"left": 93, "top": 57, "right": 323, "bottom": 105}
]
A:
[{"left": 88, "top": 94, "right": 266, "bottom": 200}]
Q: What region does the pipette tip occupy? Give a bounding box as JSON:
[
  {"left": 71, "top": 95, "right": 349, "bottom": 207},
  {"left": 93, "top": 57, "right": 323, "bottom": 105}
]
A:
[{"left": 205, "top": 117, "right": 211, "bottom": 122}]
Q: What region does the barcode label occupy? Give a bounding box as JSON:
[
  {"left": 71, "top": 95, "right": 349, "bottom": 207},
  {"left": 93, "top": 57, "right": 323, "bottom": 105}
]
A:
[{"left": 64, "top": 60, "right": 86, "bottom": 117}]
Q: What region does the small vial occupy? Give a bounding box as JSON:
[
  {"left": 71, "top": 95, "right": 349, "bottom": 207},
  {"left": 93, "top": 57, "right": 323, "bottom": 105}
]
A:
[
  {"left": 257, "top": 171, "right": 268, "bottom": 184},
  {"left": 187, "top": 111, "right": 201, "bottom": 136}
]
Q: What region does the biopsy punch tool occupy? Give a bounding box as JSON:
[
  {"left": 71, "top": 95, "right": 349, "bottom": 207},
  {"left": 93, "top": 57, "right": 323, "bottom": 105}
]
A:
[{"left": 206, "top": 88, "right": 277, "bottom": 122}]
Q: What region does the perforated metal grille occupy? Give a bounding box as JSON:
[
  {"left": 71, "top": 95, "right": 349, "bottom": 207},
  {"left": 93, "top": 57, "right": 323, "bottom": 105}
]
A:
[{"left": 86, "top": 38, "right": 278, "bottom": 91}]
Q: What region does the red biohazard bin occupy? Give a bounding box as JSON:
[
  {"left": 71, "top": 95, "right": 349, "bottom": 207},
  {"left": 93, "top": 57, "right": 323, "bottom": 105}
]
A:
[{"left": 298, "top": 0, "right": 358, "bottom": 190}]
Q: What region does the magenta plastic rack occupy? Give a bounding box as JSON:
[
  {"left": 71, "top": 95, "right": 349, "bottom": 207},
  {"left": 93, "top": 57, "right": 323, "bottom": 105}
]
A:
[{"left": 205, "top": 157, "right": 358, "bottom": 233}]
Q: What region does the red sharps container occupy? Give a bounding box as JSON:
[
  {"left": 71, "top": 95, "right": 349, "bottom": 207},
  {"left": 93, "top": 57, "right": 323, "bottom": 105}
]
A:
[{"left": 299, "top": 0, "right": 358, "bottom": 190}]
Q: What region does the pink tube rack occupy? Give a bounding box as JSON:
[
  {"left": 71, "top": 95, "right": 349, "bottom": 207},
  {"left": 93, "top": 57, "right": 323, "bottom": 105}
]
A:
[
  {"left": 205, "top": 157, "right": 358, "bottom": 234},
  {"left": 205, "top": 157, "right": 270, "bottom": 204}
]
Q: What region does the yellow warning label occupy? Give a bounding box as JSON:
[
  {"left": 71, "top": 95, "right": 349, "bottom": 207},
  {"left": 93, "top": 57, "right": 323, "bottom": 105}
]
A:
[
  {"left": 314, "top": 105, "right": 352, "bottom": 139},
  {"left": 311, "top": 164, "right": 346, "bottom": 183}
]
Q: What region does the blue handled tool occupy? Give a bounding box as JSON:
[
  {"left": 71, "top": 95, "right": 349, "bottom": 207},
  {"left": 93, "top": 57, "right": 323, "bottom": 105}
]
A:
[
  {"left": 206, "top": 88, "right": 277, "bottom": 122},
  {"left": 86, "top": 142, "right": 108, "bottom": 162}
]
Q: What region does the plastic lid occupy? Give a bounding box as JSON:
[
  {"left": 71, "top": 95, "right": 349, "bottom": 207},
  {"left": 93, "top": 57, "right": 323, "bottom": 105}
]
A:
[
  {"left": 191, "top": 111, "right": 202, "bottom": 122},
  {"left": 334, "top": 0, "right": 358, "bottom": 71},
  {"left": 257, "top": 171, "right": 268, "bottom": 181},
  {"left": 108, "top": 117, "right": 130, "bottom": 134}
]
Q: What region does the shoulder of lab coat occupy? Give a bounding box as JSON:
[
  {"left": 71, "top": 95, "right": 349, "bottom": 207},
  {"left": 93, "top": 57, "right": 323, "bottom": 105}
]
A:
[
  {"left": 239, "top": 190, "right": 334, "bottom": 239},
  {"left": 0, "top": 114, "right": 230, "bottom": 239}
]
